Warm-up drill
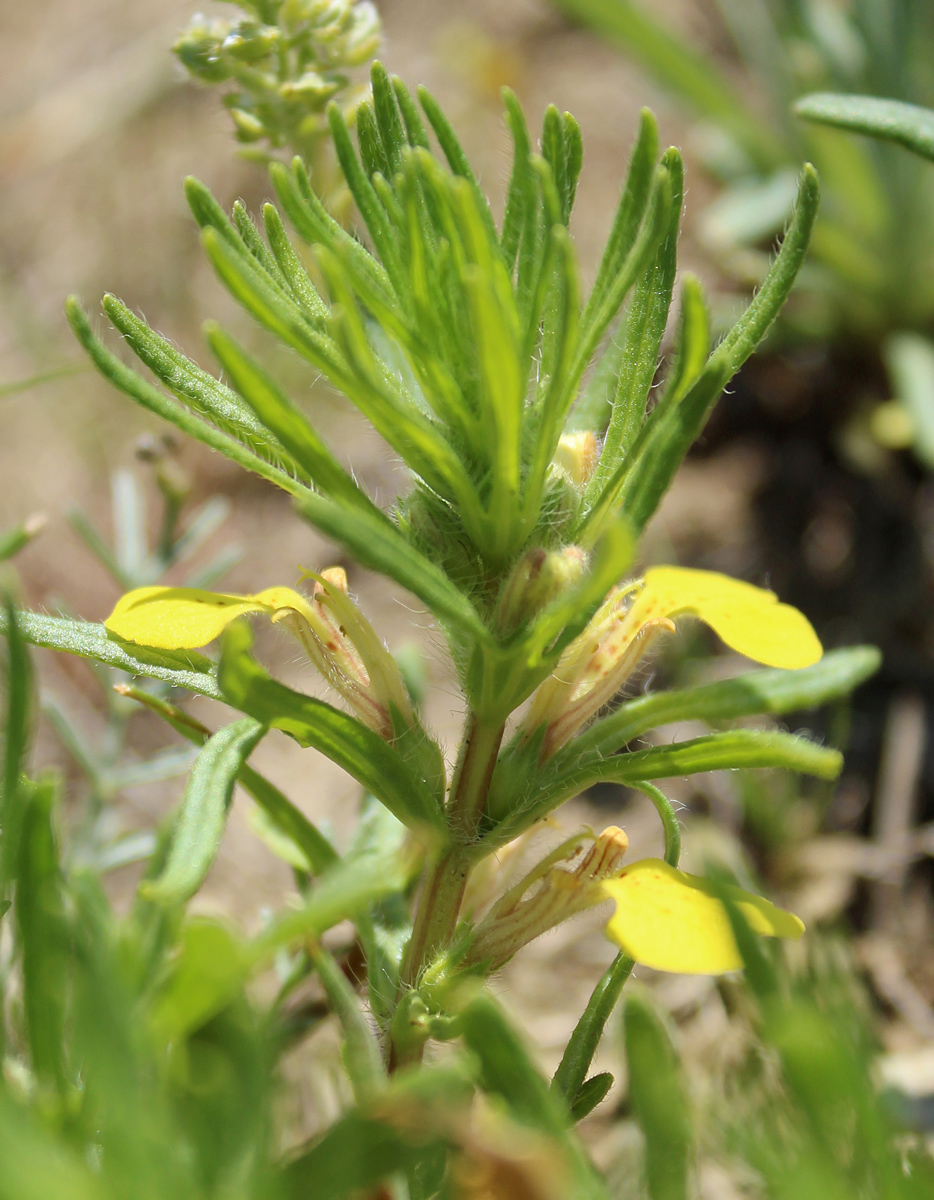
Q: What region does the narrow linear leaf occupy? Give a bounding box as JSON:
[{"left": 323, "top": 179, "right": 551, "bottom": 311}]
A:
[
  {"left": 500, "top": 89, "right": 535, "bottom": 268},
  {"left": 141, "top": 716, "right": 266, "bottom": 904},
  {"left": 795, "top": 93, "right": 934, "bottom": 163},
  {"left": 552, "top": 953, "right": 634, "bottom": 1106},
  {"left": 116, "top": 685, "right": 339, "bottom": 874},
  {"left": 460, "top": 996, "right": 609, "bottom": 1197},
  {"left": 487, "top": 731, "right": 842, "bottom": 847},
  {"left": 261, "top": 203, "right": 330, "bottom": 322},
  {"left": 0, "top": 515, "right": 46, "bottom": 563},
  {"left": 624, "top": 995, "right": 691, "bottom": 1200},
  {"left": 0, "top": 608, "right": 222, "bottom": 699},
  {"left": 308, "top": 942, "right": 385, "bottom": 1101},
  {"left": 570, "top": 645, "right": 881, "bottom": 760},
  {"left": 2, "top": 597, "right": 32, "bottom": 821},
  {"left": 417, "top": 85, "right": 499, "bottom": 245},
  {"left": 327, "top": 102, "right": 407, "bottom": 295},
  {"left": 717, "top": 164, "right": 820, "bottom": 372},
  {"left": 581, "top": 107, "right": 658, "bottom": 338},
  {"left": 281, "top": 1112, "right": 432, "bottom": 1200},
  {"left": 569, "top": 1072, "right": 614, "bottom": 1122},
  {"left": 204, "top": 322, "right": 378, "bottom": 512},
  {"left": 602, "top": 165, "right": 819, "bottom": 536},
  {"left": 460, "top": 995, "right": 573, "bottom": 1136},
  {"left": 218, "top": 623, "right": 446, "bottom": 835},
  {"left": 16, "top": 775, "right": 68, "bottom": 1090},
  {"left": 66, "top": 298, "right": 310, "bottom": 501},
  {"left": 588, "top": 147, "right": 684, "bottom": 500},
  {"left": 251, "top": 841, "right": 415, "bottom": 962},
  {"left": 101, "top": 294, "right": 297, "bottom": 472},
  {"left": 295, "top": 489, "right": 488, "bottom": 641}
]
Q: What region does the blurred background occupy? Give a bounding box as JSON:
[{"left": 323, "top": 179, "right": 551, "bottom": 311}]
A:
[{"left": 3, "top": 0, "right": 934, "bottom": 1179}]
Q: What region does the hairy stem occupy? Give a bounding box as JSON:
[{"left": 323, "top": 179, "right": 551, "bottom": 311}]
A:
[{"left": 391, "top": 714, "right": 505, "bottom": 1064}]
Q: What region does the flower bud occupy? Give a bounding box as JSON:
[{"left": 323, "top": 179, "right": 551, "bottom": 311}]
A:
[
  {"left": 281, "top": 566, "right": 415, "bottom": 739},
  {"left": 519, "top": 582, "right": 673, "bottom": 759},
  {"left": 494, "top": 546, "right": 587, "bottom": 634},
  {"left": 553, "top": 431, "right": 599, "bottom": 487},
  {"left": 466, "top": 826, "right": 630, "bottom": 970}
]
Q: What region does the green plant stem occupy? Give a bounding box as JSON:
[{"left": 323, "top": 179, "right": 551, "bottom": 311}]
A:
[{"left": 393, "top": 715, "right": 505, "bottom": 1060}]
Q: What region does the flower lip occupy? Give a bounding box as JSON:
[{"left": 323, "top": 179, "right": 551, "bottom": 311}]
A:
[
  {"left": 519, "top": 564, "right": 823, "bottom": 760},
  {"left": 601, "top": 858, "right": 805, "bottom": 975}
]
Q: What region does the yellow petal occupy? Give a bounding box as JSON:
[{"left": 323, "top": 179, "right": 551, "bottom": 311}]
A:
[
  {"left": 601, "top": 858, "right": 804, "bottom": 975},
  {"left": 104, "top": 585, "right": 313, "bottom": 649},
  {"left": 636, "top": 566, "right": 822, "bottom": 669}
]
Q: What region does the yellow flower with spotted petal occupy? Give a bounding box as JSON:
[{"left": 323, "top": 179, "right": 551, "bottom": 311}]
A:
[
  {"left": 601, "top": 858, "right": 804, "bottom": 975},
  {"left": 634, "top": 567, "right": 822, "bottom": 670},
  {"left": 105, "top": 585, "right": 315, "bottom": 650},
  {"left": 104, "top": 573, "right": 412, "bottom": 739},
  {"left": 521, "top": 564, "right": 823, "bottom": 758}
]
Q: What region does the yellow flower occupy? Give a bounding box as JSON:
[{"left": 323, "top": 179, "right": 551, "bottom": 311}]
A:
[
  {"left": 465, "top": 826, "right": 804, "bottom": 976},
  {"left": 521, "top": 565, "right": 822, "bottom": 758},
  {"left": 104, "top": 568, "right": 412, "bottom": 739},
  {"left": 601, "top": 858, "right": 804, "bottom": 974}
]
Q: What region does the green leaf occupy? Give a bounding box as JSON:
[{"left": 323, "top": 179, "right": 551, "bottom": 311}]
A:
[
  {"left": 294, "top": 489, "right": 488, "bottom": 642},
  {"left": 203, "top": 322, "right": 378, "bottom": 511},
  {"left": 0, "top": 1084, "right": 107, "bottom": 1200},
  {"left": 656, "top": 273, "right": 710, "bottom": 410},
  {"left": 281, "top": 1111, "right": 437, "bottom": 1200},
  {"left": 587, "top": 148, "right": 684, "bottom": 501},
  {"left": 270, "top": 157, "right": 393, "bottom": 302},
  {"left": 101, "top": 294, "right": 302, "bottom": 477},
  {"left": 600, "top": 164, "right": 820, "bottom": 537},
  {"left": 66, "top": 297, "right": 309, "bottom": 502},
  {"left": 717, "top": 164, "right": 821, "bottom": 371},
  {"left": 459, "top": 995, "right": 571, "bottom": 1136},
  {"left": 308, "top": 942, "right": 385, "bottom": 1101},
  {"left": 417, "top": 85, "right": 499, "bottom": 245},
  {"left": 117, "top": 686, "right": 339, "bottom": 874},
  {"left": 552, "top": 953, "right": 634, "bottom": 1107},
  {"left": 15, "top": 774, "right": 68, "bottom": 1090},
  {"left": 370, "top": 62, "right": 408, "bottom": 177},
  {"left": 570, "top": 645, "right": 881, "bottom": 760},
  {"left": 580, "top": 728, "right": 843, "bottom": 785},
  {"left": 486, "top": 730, "right": 842, "bottom": 847},
  {"left": 327, "top": 101, "right": 407, "bottom": 295},
  {"left": 459, "top": 995, "right": 610, "bottom": 1198},
  {"left": 623, "top": 994, "right": 691, "bottom": 1200},
  {"left": 584, "top": 106, "right": 659, "bottom": 346},
  {"left": 151, "top": 918, "right": 248, "bottom": 1040},
  {"left": 232, "top": 198, "right": 293, "bottom": 292},
  {"left": 0, "top": 608, "right": 222, "bottom": 700},
  {"left": 568, "top": 327, "right": 627, "bottom": 433},
  {"left": 346, "top": 795, "right": 411, "bottom": 1027},
  {"left": 250, "top": 838, "right": 415, "bottom": 963},
  {"left": 141, "top": 717, "right": 266, "bottom": 905},
  {"left": 217, "top": 623, "right": 447, "bottom": 835},
  {"left": 500, "top": 89, "right": 535, "bottom": 269},
  {"left": 260, "top": 202, "right": 330, "bottom": 322},
  {"left": 569, "top": 1072, "right": 614, "bottom": 1122},
  {"left": 2, "top": 598, "right": 32, "bottom": 841},
  {"left": 0, "top": 514, "right": 45, "bottom": 563},
  {"left": 794, "top": 93, "right": 934, "bottom": 163}
]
